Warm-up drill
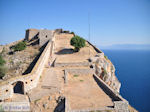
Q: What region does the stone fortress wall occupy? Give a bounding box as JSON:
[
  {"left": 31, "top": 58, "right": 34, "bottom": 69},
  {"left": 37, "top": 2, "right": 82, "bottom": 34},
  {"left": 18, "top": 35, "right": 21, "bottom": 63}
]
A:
[
  {"left": 0, "top": 36, "right": 55, "bottom": 100},
  {"left": 25, "top": 28, "right": 55, "bottom": 46},
  {"left": 39, "top": 29, "right": 55, "bottom": 46},
  {"left": 0, "top": 28, "right": 72, "bottom": 101},
  {"left": 0, "top": 28, "right": 129, "bottom": 111},
  {"left": 25, "top": 28, "right": 70, "bottom": 47},
  {"left": 25, "top": 29, "right": 39, "bottom": 41}
]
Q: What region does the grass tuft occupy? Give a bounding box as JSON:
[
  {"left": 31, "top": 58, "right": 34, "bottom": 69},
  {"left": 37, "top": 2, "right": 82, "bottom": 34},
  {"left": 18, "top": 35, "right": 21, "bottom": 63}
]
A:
[{"left": 73, "top": 74, "right": 79, "bottom": 77}]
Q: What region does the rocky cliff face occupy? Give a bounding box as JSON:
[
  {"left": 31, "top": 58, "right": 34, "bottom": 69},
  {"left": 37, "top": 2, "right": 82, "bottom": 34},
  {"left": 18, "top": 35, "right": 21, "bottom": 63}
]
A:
[{"left": 90, "top": 52, "right": 121, "bottom": 93}]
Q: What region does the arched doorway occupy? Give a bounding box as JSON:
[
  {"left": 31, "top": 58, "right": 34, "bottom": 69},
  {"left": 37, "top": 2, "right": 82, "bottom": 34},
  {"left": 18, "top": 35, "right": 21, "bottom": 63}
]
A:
[{"left": 13, "top": 81, "right": 24, "bottom": 94}]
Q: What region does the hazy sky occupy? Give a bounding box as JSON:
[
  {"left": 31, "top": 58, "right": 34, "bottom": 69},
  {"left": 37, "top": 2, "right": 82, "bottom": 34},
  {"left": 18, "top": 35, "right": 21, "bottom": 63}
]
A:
[{"left": 0, "top": 0, "right": 150, "bottom": 45}]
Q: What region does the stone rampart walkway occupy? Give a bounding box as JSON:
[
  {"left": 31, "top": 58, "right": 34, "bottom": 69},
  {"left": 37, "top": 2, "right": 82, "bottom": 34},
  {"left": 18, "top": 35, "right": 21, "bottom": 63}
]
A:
[{"left": 28, "top": 67, "right": 62, "bottom": 102}]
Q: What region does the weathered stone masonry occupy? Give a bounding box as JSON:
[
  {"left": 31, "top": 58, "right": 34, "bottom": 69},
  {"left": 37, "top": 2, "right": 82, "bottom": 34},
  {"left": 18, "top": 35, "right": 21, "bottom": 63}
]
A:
[
  {"left": 0, "top": 28, "right": 69, "bottom": 101},
  {"left": 25, "top": 28, "right": 54, "bottom": 46},
  {"left": 0, "top": 37, "right": 54, "bottom": 100},
  {"left": 0, "top": 28, "right": 129, "bottom": 112}
]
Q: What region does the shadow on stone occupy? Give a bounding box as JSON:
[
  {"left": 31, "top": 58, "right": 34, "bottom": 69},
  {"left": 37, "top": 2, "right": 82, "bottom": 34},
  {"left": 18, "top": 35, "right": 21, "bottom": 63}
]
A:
[
  {"left": 51, "top": 58, "right": 56, "bottom": 67},
  {"left": 8, "top": 51, "right": 14, "bottom": 55},
  {"left": 93, "top": 75, "right": 120, "bottom": 101},
  {"left": 54, "top": 98, "right": 65, "bottom": 112},
  {"left": 13, "top": 81, "right": 24, "bottom": 94},
  {"left": 23, "top": 41, "right": 49, "bottom": 75},
  {"left": 55, "top": 48, "right": 74, "bottom": 55},
  {"left": 29, "top": 39, "right": 39, "bottom": 46},
  {"left": 28, "top": 33, "right": 39, "bottom": 42}
]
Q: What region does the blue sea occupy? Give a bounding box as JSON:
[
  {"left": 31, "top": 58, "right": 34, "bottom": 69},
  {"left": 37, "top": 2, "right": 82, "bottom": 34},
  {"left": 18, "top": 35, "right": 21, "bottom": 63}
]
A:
[{"left": 102, "top": 50, "right": 150, "bottom": 112}]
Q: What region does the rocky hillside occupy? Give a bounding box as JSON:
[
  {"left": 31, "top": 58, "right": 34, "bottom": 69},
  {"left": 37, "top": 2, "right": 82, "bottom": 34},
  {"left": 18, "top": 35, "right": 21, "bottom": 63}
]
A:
[
  {"left": 0, "top": 39, "right": 40, "bottom": 80},
  {"left": 90, "top": 52, "right": 121, "bottom": 93}
]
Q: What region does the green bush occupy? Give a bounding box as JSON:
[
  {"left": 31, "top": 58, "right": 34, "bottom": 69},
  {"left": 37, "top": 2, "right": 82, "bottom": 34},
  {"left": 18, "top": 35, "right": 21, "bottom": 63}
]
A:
[
  {"left": 70, "top": 32, "right": 75, "bottom": 35},
  {"left": 1, "top": 47, "right": 6, "bottom": 54},
  {"left": 104, "top": 69, "right": 107, "bottom": 75},
  {"left": 0, "top": 66, "right": 7, "bottom": 79},
  {"left": 0, "top": 55, "right": 7, "bottom": 79},
  {"left": 101, "top": 69, "right": 107, "bottom": 77},
  {"left": 104, "top": 55, "right": 108, "bottom": 60},
  {"left": 13, "top": 41, "right": 27, "bottom": 51},
  {"left": 74, "top": 74, "right": 79, "bottom": 77},
  {"left": 63, "top": 31, "right": 70, "bottom": 33},
  {"left": 0, "top": 55, "right": 5, "bottom": 66},
  {"left": 70, "top": 36, "right": 85, "bottom": 52}
]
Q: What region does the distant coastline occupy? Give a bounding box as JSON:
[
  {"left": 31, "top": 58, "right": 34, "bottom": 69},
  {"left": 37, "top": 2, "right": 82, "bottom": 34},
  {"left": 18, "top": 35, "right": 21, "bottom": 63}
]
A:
[{"left": 98, "top": 44, "right": 150, "bottom": 50}]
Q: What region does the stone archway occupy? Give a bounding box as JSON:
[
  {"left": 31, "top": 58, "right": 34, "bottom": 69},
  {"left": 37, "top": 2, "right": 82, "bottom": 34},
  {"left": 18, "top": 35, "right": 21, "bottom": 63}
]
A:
[{"left": 13, "top": 81, "right": 24, "bottom": 94}]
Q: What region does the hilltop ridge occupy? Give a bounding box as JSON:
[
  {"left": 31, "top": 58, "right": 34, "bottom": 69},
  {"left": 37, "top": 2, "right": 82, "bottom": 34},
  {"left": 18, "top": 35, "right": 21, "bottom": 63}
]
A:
[{"left": 0, "top": 29, "right": 137, "bottom": 112}]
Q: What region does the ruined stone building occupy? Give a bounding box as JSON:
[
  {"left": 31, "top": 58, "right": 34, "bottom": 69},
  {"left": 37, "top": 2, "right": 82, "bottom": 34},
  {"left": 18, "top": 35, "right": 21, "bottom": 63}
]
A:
[
  {"left": 25, "top": 28, "right": 72, "bottom": 46},
  {"left": 0, "top": 28, "right": 133, "bottom": 112}
]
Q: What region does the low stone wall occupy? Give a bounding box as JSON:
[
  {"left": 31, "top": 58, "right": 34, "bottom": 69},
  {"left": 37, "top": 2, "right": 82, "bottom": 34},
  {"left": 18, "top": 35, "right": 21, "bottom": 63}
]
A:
[
  {"left": 65, "top": 97, "right": 71, "bottom": 112},
  {"left": 114, "top": 101, "right": 129, "bottom": 112},
  {"left": 64, "top": 68, "right": 94, "bottom": 84},
  {"left": 93, "top": 74, "right": 129, "bottom": 111},
  {"left": 86, "top": 41, "right": 103, "bottom": 53},
  {"left": 65, "top": 74, "right": 129, "bottom": 112},
  {"left": 54, "top": 61, "right": 90, "bottom": 67},
  {"left": 24, "top": 40, "right": 53, "bottom": 92},
  {"left": 65, "top": 68, "right": 94, "bottom": 75},
  {"left": 0, "top": 39, "right": 54, "bottom": 100},
  {"left": 93, "top": 74, "right": 126, "bottom": 102}
]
